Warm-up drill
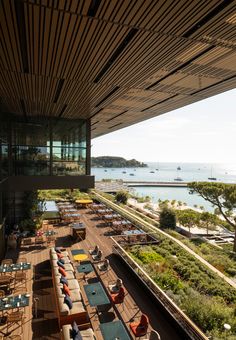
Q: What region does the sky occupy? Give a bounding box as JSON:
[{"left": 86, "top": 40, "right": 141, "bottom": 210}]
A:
[{"left": 92, "top": 89, "right": 236, "bottom": 163}]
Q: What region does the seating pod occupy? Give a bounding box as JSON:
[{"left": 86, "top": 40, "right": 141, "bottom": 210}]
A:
[
  {"left": 50, "top": 248, "right": 89, "bottom": 328},
  {"left": 61, "top": 324, "right": 95, "bottom": 340}
]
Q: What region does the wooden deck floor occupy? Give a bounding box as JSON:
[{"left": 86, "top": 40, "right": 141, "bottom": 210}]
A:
[{"left": 0, "top": 207, "right": 184, "bottom": 340}]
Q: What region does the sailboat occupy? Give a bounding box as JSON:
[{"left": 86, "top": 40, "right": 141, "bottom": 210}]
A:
[
  {"left": 208, "top": 167, "right": 217, "bottom": 181},
  {"left": 174, "top": 166, "right": 183, "bottom": 181}
]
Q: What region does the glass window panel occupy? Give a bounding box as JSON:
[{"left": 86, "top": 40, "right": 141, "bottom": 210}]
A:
[{"left": 53, "top": 162, "right": 85, "bottom": 176}]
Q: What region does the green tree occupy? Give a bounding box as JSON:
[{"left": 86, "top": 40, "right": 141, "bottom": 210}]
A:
[
  {"left": 159, "top": 207, "right": 176, "bottom": 229},
  {"left": 115, "top": 190, "right": 129, "bottom": 204},
  {"left": 177, "top": 209, "right": 199, "bottom": 233},
  {"left": 188, "top": 182, "right": 236, "bottom": 251},
  {"left": 199, "top": 212, "right": 218, "bottom": 235}
]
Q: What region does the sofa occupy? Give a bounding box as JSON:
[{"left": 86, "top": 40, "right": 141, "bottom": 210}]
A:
[
  {"left": 50, "top": 248, "right": 89, "bottom": 327},
  {"left": 61, "top": 324, "right": 95, "bottom": 340}
]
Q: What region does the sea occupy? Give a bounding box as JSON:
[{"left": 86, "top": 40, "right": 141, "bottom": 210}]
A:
[{"left": 91, "top": 162, "right": 236, "bottom": 212}]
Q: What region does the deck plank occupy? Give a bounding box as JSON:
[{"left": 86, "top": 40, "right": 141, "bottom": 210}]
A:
[{"left": 1, "top": 206, "right": 183, "bottom": 340}]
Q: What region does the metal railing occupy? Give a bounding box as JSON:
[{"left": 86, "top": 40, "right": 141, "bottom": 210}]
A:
[
  {"left": 111, "top": 237, "right": 208, "bottom": 340},
  {"left": 92, "top": 191, "right": 209, "bottom": 340}
]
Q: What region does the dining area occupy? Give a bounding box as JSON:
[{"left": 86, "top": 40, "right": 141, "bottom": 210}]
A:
[{"left": 0, "top": 258, "right": 31, "bottom": 338}]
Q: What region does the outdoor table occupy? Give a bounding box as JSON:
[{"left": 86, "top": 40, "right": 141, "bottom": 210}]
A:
[
  {"left": 71, "top": 222, "right": 85, "bottom": 229},
  {"left": 63, "top": 213, "right": 81, "bottom": 217},
  {"left": 0, "top": 293, "right": 30, "bottom": 312},
  {"left": 72, "top": 249, "right": 88, "bottom": 261},
  {"left": 122, "top": 229, "right": 145, "bottom": 236},
  {"left": 76, "top": 199, "right": 93, "bottom": 208},
  {"left": 71, "top": 222, "right": 86, "bottom": 240},
  {"left": 100, "top": 320, "right": 131, "bottom": 340},
  {"left": 44, "top": 231, "right": 57, "bottom": 237},
  {"left": 0, "top": 263, "right": 31, "bottom": 274},
  {"left": 97, "top": 209, "right": 113, "bottom": 214},
  {"left": 84, "top": 282, "right": 110, "bottom": 312},
  {"left": 71, "top": 249, "right": 86, "bottom": 256},
  {"left": 74, "top": 254, "right": 88, "bottom": 261},
  {"left": 113, "top": 220, "right": 132, "bottom": 226},
  {"left": 103, "top": 214, "right": 120, "bottom": 220},
  {"left": 77, "top": 261, "right": 94, "bottom": 280}
]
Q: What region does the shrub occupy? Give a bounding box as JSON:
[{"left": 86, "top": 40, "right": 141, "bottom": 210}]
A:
[
  {"left": 159, "top": 207, "right": 176, "bottom": 229},
  {"left": 115, "top": 190, "right": 129, "bottom": 204}
]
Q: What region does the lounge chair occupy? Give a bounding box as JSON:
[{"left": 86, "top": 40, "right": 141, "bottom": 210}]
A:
[
  {"left": 89, "top": 245, "right": 99, "bottom": 255},
  {"left": 108, "top": 278, "right": 123, "bottom": 294},
  {"left": 144, "top": 330, "right": 161, "bottom": 340},
  {"left": 110, "top": 287, "right": 125, "bottom": 309},
  {"left": 91, "top": 250, "right": 102, "bottom": 262},
  {"left": 97, "top": 259, "right": 109, "bottom": 272},
  {"left": 130, "top": 314, "right": 149, "bottom": 338},
  {"left": 62, "top": 323, "right": 95, "bottom": 340}
]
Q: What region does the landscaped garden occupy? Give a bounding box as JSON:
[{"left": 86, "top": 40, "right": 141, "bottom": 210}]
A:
[
  {"left": 167, "top": 230, "right": 236, "bottom": 278},
  {"left": 127, "top": 235, "right": 236, "bottom": 338}
]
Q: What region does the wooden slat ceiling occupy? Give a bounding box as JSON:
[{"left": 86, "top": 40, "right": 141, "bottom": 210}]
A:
[{"left": 0, "top": 0, "right": 236, "bottom": 138}]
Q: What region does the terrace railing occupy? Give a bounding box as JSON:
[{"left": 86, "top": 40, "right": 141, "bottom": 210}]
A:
[{"left": 111, "top": 236, "right": 209, "bottom": 340}]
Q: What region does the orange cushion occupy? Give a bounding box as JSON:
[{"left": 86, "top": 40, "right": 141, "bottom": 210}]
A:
[
  {"left": 57, "top": 253, "right": 63, "bottom": 259},
  {"left": 63, "top": 284, "right": 71, "bottom": 296},
  {"left": 59, "top": 267, "right": 66, "bottom": 277}
]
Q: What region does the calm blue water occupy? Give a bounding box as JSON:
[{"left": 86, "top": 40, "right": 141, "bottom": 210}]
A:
[{"left": 92, "top": 162, "right": 236, "bottom": 212}]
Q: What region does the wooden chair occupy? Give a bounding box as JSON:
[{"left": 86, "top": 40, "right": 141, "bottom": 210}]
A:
[
  {"left": 14, "top": 271, "right": 27, "bottom": 289},
  {"left": 21, "top": 238, "right": 33, "bottom": 248},
  {"left": 1, "top": 259, "right": 13, "bottom": 266},
  {"left": 47, "top": 236, "right": 55, "bottom": 246},
  {"left": 6, "top": 311, "right": 24, "bottom": 334},
  {"left": 8, "top": 336, "right": 21, "bottom": 340},
  {"left": 129, "top": 314, "right": 149, "bottom": 338},
  {"left": 146, "top": 330, "right": 161, "bottom": 340},
  {"left": 35, "top": 236, "right": 45, "bottom": 246},
  {"left": 17, "top": 258, "right": 27, "bottom": 264},
  {"left": 0, "top": 275, "right": 14, "bottom": 291},
  {"left": 0, "top": 289, "right": 5, "bottom": 297}
]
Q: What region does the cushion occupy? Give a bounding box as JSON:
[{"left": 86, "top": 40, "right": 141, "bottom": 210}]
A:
[
  {"left": 64, "top": 295, "right": 73, "bottom": 309},
  {"left": 55, "top": 247, "right": 61, "bottom": 253},
  {"left": 71, "top": 321, "right": 79, "bottom": 337},
  {"left": 63, "top": 284, "right": 71, "bottom": 296},
  {"left": 60, "top": 276, "right": 68, "bottom": 286},
  {"left": 59, "top": 258, "right": 65, "bottom": 264},
  {"left": 74, "top": 332, "right": 83, "bottom": 340},
  {"left": 59, "top": 267, "right": 66, "bottom": 277},
  {"left": 57, "top": 260, "right": 65, "bottom": 268},
  {"left": 57, "top": 253, "right": 64, "bottom": 259}
]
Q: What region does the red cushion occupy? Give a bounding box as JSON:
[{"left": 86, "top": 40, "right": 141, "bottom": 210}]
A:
[
  {"left": 59, "top": 267, "right": 66, "bottom": 277},
  {"left": 63, "top": 284, "right": 71, "bottom": 296},
  {"left": 57, "top": 253, "right": 63, "bottom": 259}
]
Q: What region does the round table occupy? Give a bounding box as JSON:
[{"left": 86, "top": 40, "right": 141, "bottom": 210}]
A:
[{"left": 73, "top": 254, "right": 88, "bottom": 261}]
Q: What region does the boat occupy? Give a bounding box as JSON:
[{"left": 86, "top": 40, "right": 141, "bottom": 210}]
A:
[
  {"left": 122, "top": 171, "right": 126, "bottom": 174},
  {"left": 104, "top": 169, "right": 107, "bottom": 172},
  {"left": 177, "top": 166, "right": 181, "bottom": 170},
  {"left": 174, "top": 177, "right": 183, "bottom": 181},
  {"left": 208, "top": 166, "right": 217, "bottom": 181},
  {"left": 129, "top": 173, "right": 135, "bottom": 176},
  {"left": 150, "top": 171, "right": 155, "bottom": 173}
]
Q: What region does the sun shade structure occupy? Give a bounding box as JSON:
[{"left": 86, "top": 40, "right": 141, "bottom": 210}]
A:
[
  {"left": 1, "top": 0, "right": 236, "bottom": 223},
  {"left": 0, "top": 0, "right": 236, "bottom": 138}
]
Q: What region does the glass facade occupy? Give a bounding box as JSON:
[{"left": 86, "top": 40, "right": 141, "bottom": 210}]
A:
[{"left": 0, "top": 117, "right": 88, "bottom": 178}]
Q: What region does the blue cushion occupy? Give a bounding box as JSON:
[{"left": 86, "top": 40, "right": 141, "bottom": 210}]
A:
[
  {"left": 74, "top": 333, "right": 83, "bottom": 340},
  {"left": 57, "top": 260, "right": 65, "bottom": 268},
  {"left": 59, "top": 258, "right": 65, "bottom": 264},
  {"left": 55, "top": 247, "right": 61, "bottom": 253},
  {"left": 71, "top": 321, "right": 79, "bottom": 337},
  {"left": 60, "top": 276, "right": 68, "bottom": 286},
  {"left": 64, "top": 295, "right": 73, "bottom": 309}
]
